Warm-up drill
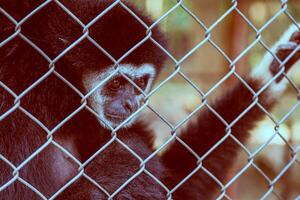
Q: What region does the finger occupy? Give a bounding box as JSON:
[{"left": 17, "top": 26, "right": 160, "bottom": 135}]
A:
[{"left": 270, "top": 42, "right": 300, "bottom": 83}]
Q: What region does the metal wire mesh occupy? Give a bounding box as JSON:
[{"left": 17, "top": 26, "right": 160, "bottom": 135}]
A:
[{"left": 0, "top": 0, "right": 299, "bottom": 199}]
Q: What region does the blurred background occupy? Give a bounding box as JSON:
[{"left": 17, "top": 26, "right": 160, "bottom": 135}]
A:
[{"left": 129, "top": 0, "right": 300, "bottom": 199}]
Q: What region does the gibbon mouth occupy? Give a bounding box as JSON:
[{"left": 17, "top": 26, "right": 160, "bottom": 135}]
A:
[{"left": 105, "top": 113, "right": 128, "bottom": 122}]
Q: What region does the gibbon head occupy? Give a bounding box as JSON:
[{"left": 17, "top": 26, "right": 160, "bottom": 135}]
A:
[{"left": 44, "top": 1, "right": 167, "bottom": 128}]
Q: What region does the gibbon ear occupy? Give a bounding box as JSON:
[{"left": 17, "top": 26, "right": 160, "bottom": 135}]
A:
[{"left": 270, "top": 30, "right": 300, "bottom": 82}]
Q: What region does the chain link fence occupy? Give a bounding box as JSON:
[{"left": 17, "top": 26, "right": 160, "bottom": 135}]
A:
[{"left": 0, "top": 0, "right": 300, "bottom": 199}]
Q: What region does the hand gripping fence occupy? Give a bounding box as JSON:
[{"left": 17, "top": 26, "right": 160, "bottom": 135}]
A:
[{"left": 0, "top": 0, "right": 300, "bottom": 199}]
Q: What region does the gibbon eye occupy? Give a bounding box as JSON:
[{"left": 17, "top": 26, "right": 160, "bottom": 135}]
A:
[
  {"left": 136, "top": 77, "right": 146, "bottom": 89},
  {"left": 109, "top": 78, "right": 121, "bottom": 90}
]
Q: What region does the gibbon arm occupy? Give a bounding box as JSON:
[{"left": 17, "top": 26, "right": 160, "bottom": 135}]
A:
[{"left": 161, "top": 25, "right": 300, "bottom": 198}]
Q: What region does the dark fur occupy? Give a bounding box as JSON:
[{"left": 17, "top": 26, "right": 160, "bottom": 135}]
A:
[{"left": 0, "top": 0, "right": 299, "bottom": 199}]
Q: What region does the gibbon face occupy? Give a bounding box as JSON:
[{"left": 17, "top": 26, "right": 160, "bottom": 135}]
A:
[{"left": 83, "top": 64, "right": 156, "bottom": 128}]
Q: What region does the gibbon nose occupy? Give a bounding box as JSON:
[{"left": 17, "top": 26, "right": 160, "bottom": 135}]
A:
[{"left": 123, "top": 99, "right": 136, "bottom": 113}]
